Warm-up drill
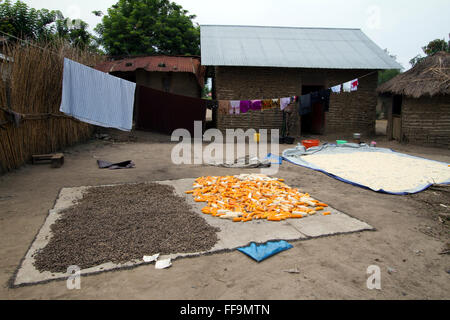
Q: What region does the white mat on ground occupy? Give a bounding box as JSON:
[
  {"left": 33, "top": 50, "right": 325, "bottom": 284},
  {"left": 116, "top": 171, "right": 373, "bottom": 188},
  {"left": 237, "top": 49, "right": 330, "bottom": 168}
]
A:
[{"left": 283, "top": 144, "right": 450, "bottom": 195}]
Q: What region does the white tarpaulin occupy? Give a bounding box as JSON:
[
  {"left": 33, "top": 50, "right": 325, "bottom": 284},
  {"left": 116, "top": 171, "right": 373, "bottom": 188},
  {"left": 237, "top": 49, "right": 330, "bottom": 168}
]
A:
[{"left": 283, "top": 144, "right": 450, "bottom": 195}]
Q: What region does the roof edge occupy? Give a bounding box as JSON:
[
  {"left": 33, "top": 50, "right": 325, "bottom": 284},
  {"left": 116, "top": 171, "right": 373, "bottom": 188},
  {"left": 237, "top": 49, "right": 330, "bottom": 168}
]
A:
[
  {"left": 200, "top": 24, "right": 361, "bottom": 31},
  {"left": 202, "top": 64, "right": 391, "bottom": 71}
]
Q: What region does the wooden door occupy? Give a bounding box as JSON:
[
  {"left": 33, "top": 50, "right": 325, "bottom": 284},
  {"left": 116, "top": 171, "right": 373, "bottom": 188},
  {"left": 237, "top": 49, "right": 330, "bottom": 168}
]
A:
[{"left": 392, "top": 115, "right": 402, "bottom": 141}]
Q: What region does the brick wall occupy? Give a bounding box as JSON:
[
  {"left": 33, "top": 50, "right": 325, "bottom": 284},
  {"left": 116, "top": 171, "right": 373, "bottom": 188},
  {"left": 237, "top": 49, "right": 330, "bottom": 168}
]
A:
[
  {"left": 214, "top": 66, "right": 378, "bottom": 136},
  {"left": 401, "top": 96, "right": 450, "bottom": 148},
  {"left": 325, "top": 70, "right": 378, "bottom": 135}
]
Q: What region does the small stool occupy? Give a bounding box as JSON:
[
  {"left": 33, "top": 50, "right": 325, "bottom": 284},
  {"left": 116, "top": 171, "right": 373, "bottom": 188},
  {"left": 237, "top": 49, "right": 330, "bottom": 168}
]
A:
[{"left": 31, "top": 153, "right": 64, "bottom": 168}]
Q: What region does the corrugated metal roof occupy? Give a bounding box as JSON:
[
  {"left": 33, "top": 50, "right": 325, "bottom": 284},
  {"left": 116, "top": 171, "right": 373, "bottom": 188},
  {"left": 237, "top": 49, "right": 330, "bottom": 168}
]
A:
[
  {"left": 200, "top": 25, "right": 402, "bottom": 70},
  {"left": 95, "top": 56, "right": 205, "bottom": 86}
]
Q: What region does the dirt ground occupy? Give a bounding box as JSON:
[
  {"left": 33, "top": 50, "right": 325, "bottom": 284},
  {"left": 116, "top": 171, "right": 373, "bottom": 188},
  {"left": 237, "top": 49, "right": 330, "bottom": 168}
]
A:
[{"left": 0, "top": 129, "right": 449, "bottom": 300}]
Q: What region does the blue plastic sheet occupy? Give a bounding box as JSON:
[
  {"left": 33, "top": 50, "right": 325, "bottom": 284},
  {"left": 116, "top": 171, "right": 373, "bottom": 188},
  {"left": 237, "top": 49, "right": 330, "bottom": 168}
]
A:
[
  {"left": 237, "top": 241, "right": 293, "bottom": 262},
  {"left": 282, "top": 144, "right": 450, "bottom": 195},
  {"left": 265, "top": 153, "right": 283, "bottom": 165}
]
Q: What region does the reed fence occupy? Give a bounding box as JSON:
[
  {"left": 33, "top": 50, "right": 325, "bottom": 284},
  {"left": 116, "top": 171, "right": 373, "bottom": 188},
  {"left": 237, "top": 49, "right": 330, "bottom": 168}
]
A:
[{"left": 0, "top": 41, "right": 104, "bottom": 174}]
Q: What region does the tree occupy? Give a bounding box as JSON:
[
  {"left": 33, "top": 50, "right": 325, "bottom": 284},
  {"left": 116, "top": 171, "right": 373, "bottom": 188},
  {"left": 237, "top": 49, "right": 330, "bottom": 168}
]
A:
[
  {"left": 422, "top": 38, "right": 449, "bottom": 55},
  {"left": 55, "top": 17, "right": 94, "bottom": 50},
  {"left": 378, "top": 49, "right": 402, "bottom": 85},
  {"left": 0, "top": 0, "right": 97, "bottom": 50},
  {"left": 409, "top": 38, "right": 449, "bottom": 67},
  {"left": 95, "top": 0, "right": 200, "bottom": 56},
  {"left": 409, "top": 54, "right": 424, "bottom": 68},
  {"left": 201, "top": 85, "right": 211, "bottom": 99},
  {"left": 0, "top": 0, "right": 56, "bottom": 41}
]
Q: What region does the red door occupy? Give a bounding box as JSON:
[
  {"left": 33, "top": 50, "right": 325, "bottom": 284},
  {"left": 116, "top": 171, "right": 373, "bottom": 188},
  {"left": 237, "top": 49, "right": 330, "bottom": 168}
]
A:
[{"left": 311, "top": 101, "right": 325, "bottom": 134}]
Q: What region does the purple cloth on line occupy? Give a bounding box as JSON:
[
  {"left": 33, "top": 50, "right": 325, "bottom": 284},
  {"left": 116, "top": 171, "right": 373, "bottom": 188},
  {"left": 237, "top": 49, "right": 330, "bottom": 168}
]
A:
[
  {"left": 240, "top": 100, "right": 251, "bottom": 113},
  {"left": 250, "top": 100, "right": 262, "bottom": 111}
]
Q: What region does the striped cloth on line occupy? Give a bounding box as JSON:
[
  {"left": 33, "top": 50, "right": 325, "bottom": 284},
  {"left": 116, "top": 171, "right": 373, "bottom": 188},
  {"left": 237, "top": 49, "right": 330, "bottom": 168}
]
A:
[{"left": 60, "top": 58, "right": 136, "bottom": 131}]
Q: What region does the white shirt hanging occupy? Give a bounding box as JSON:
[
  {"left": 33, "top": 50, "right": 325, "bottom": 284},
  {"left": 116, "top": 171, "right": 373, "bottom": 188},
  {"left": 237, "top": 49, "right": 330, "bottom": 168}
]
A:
[
  {"left": 350, "top": 79, "right": 359, "bottom": 91},
  {"left": 331, "top": 84, "right": 341, "bottom": 93},
  {"left": 343, "top": 81, "right": 352, "bottom": 92}
]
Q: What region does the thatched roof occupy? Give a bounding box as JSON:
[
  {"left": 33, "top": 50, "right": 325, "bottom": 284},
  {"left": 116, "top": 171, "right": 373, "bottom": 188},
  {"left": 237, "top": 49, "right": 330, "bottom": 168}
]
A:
[{"left": 377, "top": 51, "right": 450, "bottom": 98}]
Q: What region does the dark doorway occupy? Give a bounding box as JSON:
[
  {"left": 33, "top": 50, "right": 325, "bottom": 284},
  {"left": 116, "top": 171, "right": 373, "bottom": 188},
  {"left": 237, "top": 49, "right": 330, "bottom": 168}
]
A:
[
  {"left": 301, "top": 85, "right": 325, "bottom": 134},
  {"left": 393, "top": 95, "right": 402, "bottom": 115},
  {"left": 391, "top": 94, "right": 403, "bottom": 142}
]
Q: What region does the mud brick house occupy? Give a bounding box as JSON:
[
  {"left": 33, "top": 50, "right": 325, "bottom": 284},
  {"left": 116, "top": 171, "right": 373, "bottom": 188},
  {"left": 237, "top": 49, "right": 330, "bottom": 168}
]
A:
[
  {"left": 200, "top": 25, "right": 401, "bottom": 136},
  {"left": 378, "top": 51, "right": 450, "bottom": 148}
]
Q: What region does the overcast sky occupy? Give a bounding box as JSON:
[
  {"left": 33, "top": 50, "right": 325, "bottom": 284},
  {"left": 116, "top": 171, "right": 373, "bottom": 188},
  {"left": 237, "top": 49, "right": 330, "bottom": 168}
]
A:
[{"left": 23, "top": 0, "right": 450, "bottom": 70}]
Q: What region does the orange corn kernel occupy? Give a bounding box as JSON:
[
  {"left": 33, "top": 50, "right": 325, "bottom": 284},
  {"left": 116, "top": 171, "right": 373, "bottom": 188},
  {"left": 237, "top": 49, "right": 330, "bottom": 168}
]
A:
[{"left": 316, "top": 203, "right": 329, "bottom": 207}]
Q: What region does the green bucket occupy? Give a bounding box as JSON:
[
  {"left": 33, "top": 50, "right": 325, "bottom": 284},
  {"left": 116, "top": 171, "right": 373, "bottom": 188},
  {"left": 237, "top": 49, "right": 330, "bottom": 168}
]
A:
[{"left": 336, "top": 140, "right": 348, "bottom": 145}]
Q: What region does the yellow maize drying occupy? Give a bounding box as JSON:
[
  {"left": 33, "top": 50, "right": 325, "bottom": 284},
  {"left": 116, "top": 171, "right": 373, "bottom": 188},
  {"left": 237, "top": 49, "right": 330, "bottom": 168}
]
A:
[{"left": 186, "top": 174, "right": 332, "bottom": 223}]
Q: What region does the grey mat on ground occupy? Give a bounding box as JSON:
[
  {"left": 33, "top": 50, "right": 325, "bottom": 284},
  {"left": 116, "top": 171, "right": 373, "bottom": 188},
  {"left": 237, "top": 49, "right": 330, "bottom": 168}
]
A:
[{"left": 11, "top": 178, "right": 374, "bottom": 287}]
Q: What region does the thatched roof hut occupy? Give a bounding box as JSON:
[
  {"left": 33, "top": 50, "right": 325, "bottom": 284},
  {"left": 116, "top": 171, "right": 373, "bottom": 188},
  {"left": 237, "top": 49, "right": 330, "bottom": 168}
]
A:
[
  {"left": 377, "top": 51, "right": 450, "bottom": 98},
  {"left": 378, "top": 51, "right": 450, "bottom": 148}
]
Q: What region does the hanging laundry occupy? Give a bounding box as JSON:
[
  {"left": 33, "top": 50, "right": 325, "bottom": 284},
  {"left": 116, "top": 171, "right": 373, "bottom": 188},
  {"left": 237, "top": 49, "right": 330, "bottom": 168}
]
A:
[
  {"left": 343, "top": 81, "right": 352, "bottom": 92},
  {"left": 319, "top": 89, "right": 331, "bottom": 112},
  {"left": 351, "top": 79, "right": 359, "bottom": 91},
  {"left": 250, "top": 100, "right": 262, "bottom": 111},
  {"left": 230, "top": 101, "right": 241, "bottom": 114},
  {"left": 240, "top": 100, "right": 251, "bottom": 113},
  {"left": 272, "top": 99, "right": 280, "bottom": 110},
  {"left": 280, "top": 97, "right": 291, "bottom": 111},
  {"left": 261, "top": 99, "right": 273, "bottom": 110},
  {"left": 299, "top": 94, "right": 312, "bottom": 116},
  {"left": 60, "top": 58, "right": 136, "bottom": 131},
  {"left": 331, "top": 84, "right": 341, "bottom": 93},
  {"left": 310, "top": 92, "right": 321, "bottom": 105},
  {"left": 206, "top": 100, "right": 218, "bottom": 110},
  {"left": 218, "top": 100, "right": 230, "bottom": 115}
]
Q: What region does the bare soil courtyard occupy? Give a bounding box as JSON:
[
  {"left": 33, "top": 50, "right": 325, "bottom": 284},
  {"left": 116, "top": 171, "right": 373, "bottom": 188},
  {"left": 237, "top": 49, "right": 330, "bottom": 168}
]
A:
[{"left": 0, "top": 130, "right": 449, "bottom": 299}]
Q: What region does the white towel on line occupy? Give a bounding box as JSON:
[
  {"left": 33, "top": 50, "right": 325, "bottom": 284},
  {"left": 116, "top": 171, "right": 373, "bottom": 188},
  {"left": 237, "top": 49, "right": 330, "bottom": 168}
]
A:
[
  {"left": 331, "top": 84, "right": 341, "bottom": 93},
  {"left": 60, "top": 58, "right": 136, "bottom": 131}
]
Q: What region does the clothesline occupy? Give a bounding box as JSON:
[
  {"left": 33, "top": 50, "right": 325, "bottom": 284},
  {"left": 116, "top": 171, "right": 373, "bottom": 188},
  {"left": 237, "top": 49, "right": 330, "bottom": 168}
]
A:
[
  {"left": 0, "top": 105, "right": 81, "bottom": 129},
  {"left": 210, "top": 69, "right": 378, "bottom": 116},
  {"left": 207, "top": 71, "right": 378, "bottom": 114}
]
